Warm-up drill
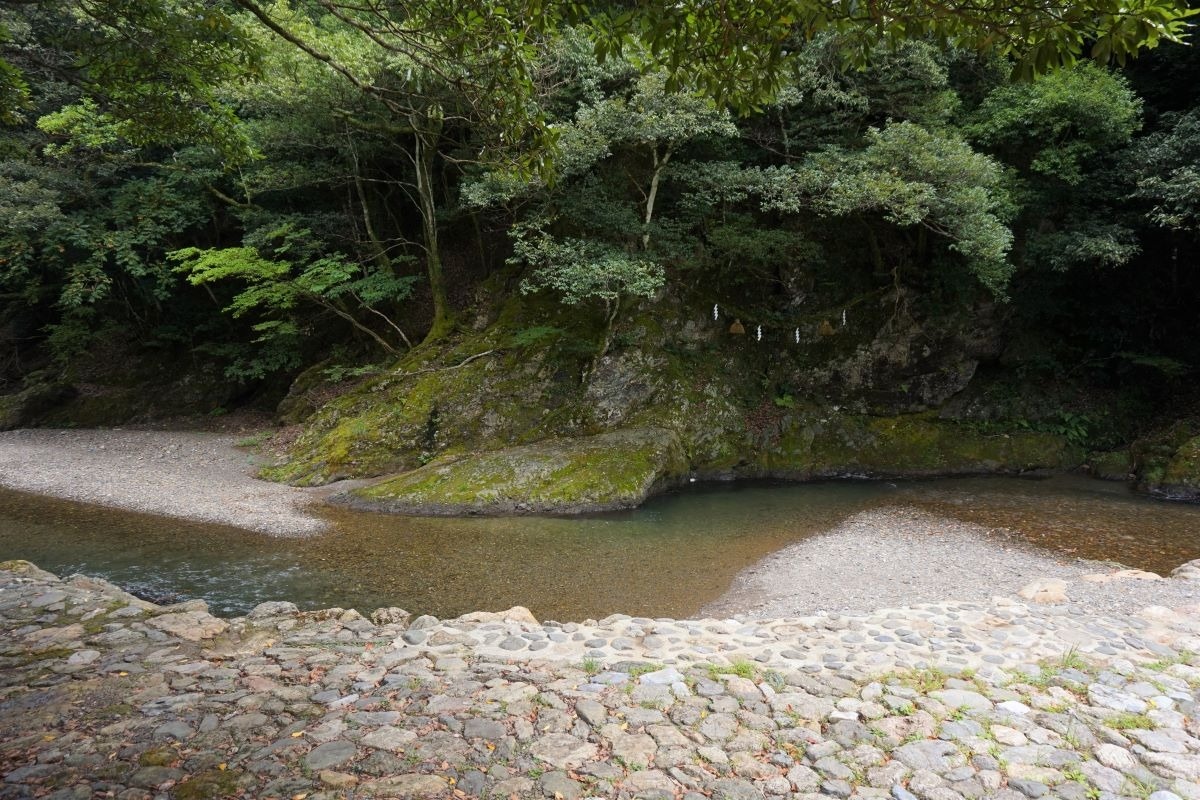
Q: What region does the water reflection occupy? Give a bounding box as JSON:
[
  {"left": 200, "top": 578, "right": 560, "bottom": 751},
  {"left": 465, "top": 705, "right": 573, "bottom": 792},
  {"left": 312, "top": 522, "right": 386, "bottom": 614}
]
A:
[{"left": 1, "top": 474, "right": 1198, "bottom": 620}]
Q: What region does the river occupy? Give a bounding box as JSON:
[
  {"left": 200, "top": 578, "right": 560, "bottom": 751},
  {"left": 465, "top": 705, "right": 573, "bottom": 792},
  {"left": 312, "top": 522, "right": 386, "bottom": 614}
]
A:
[{"left": 2, "top": 474, "right": 1198, "bottom": 620}]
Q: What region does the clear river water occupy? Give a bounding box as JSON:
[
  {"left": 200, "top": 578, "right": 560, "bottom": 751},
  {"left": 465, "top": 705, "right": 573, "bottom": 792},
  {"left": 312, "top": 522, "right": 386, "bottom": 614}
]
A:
[{"left": 2, "top": 474, "right": 1199, "bottom": 621}]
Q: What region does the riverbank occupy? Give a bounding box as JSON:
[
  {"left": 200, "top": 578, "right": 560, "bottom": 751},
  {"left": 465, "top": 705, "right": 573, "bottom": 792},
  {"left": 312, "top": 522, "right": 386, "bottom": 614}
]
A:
[
  {"left": 2, "top": 424, "right": 1200, "bottom": 618},
  {"left": 0, "top": 429, "right": 332, "bottom": 536},
  {"left": 3, "top": 559, "right": 1200, "bottom": 800},
  {"left": 705, "top": 506, "right": 1200, "bottom": 619}
]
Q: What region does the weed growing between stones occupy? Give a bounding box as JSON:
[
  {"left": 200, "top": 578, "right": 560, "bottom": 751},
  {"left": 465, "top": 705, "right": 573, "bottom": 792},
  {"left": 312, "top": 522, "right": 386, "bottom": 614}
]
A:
[
  {"left": 1106, "top": 712, "right": 1157, "bottom": 730},
  {"left": 1145, "top": 649, "right": 1195, "bottom": 671}
]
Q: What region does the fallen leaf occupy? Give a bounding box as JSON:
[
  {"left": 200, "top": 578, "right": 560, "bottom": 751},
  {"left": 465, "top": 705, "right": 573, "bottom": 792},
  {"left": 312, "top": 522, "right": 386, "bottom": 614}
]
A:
[{"left": 290, "top": 731, "right": 303, "bottom": 738}]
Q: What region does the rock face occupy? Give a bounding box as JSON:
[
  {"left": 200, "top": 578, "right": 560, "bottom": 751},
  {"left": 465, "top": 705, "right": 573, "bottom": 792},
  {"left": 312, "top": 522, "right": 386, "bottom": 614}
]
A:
[
  {"left": 267, "top": 292, "right": 1079, "bottom": 512},
  {"left": 0, "top": 382, "right": 75, "bottom": 430},
  {"left": 751, "top": 412, "right": 1074, "bottom": 480},
  {"left": 347, "top": 427, "right": 689, "bottom": 514}
]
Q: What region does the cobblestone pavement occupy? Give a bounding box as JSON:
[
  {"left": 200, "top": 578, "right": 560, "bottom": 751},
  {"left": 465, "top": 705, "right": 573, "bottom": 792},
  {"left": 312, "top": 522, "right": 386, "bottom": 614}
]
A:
[{"left": 3, "top": 559, "right": 1200, "bottom": 800}]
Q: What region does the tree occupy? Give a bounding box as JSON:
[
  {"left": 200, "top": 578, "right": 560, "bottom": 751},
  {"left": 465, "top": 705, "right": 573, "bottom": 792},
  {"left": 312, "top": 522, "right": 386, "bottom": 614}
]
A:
[
  {"left": 966, "top": 62, "right": 1143, "bottom": 272},
  {"left": 0, "top": 0, "right": 256, "bottom": 158},
  {"left": 1135, "top": 109, "right": 1200, "bottom": 234},
  {"left": 226, "top": 0, "right": 562, "bottom": 341},
  {"left": 763, "top": 123, "right": 1014, "bottom": 294},
  {"left": 171, "top": 223, "right": 419, "bottom": 376},
  {"left": 590, "top": 0, "right": 1196, "bottom": 111}
]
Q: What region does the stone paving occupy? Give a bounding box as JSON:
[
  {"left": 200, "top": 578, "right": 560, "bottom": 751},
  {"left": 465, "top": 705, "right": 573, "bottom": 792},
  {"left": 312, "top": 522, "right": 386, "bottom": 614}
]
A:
[{"left": 3, "top": 559, "right": 1200, "bottom": 800}]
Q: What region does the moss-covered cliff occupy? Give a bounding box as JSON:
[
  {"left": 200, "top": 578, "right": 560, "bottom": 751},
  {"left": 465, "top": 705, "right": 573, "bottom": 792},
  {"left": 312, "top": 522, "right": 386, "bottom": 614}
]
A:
[{"left": 259, "top": 290, "right": 1081, "bottom": 514}]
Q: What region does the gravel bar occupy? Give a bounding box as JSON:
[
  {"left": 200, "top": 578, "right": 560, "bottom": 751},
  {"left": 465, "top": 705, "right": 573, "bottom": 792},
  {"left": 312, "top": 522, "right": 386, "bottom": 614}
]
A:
[
  {"left": 0, "top": 428, "right": 334, "bottom": 536},
  {"left": 706, "top": 506, "right": 1200, "bottom": 619}
]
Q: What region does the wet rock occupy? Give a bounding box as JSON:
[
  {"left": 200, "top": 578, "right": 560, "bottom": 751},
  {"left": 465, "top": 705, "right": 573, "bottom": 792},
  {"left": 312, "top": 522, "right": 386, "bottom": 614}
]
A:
[{"left": 248, "top": 601, "right": 299, "bottom": 618}]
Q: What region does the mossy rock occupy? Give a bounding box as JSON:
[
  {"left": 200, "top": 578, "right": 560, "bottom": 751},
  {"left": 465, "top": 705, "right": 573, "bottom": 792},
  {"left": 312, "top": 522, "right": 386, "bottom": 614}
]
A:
[
  {"left": 173, "top": 768, "right": 245, "bottom": 800},
  {"left": 756, "top": 412, "right": 1080, "bottom": 478},
  {"left": 275, "top": 359, "right": 338, "bottom": 424},
  {"left": 1084, "top": 449, "right": 1132, "bottom": 481},
  {"left": 1132, "top": 419, "right": 1200, "bottom": 501},
  {"left": 269, "top": 323, "right": 591, "bottom": 485},
  {"left": 0, "top": 560, "right": 59, "bottom": 580},
  {"left": 0, "top": 382, "right": 75, "bottom": 430},
  {"left": 1132, "top": 421, "right": 1200, "bottom": 502},
  {"left": 346, "top": 426, "right": 689, "bottom": 515}
]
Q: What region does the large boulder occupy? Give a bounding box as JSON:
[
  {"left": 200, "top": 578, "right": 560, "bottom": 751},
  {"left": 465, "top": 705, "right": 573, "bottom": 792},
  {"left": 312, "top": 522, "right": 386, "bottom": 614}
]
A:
[
  {"left": 344, "top": 427, "right": 689, "bottom": 515},
  {"left": 1132, "top": 420, "right": 1200, "bottom": 502}
]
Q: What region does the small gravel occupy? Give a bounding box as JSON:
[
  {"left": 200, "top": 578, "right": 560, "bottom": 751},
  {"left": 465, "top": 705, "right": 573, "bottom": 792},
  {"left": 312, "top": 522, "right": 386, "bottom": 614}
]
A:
[
  {"left": 705, "top": 506, "right": 1200, "bottom": 619},
  {"left": 0, "top": 428, "right": 338, "bottom": 536}
]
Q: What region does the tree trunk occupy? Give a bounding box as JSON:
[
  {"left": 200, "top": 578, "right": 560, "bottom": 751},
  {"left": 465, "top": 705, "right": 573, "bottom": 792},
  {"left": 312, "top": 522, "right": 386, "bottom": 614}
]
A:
[
  {"left": 351, "top": 145, "right": 391, "bottom": 274},
  {"left": 642, "top": 145, "right": 672, "bottom": 250},
  {"left": 413, "top": 111, "right": 452, "bottom": 342}
]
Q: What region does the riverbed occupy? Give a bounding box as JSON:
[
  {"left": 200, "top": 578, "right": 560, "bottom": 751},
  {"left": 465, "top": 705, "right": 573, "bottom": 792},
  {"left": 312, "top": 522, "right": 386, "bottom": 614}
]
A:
[{"left": 3, "top": 473, "right": 1199, "bottom": 620}]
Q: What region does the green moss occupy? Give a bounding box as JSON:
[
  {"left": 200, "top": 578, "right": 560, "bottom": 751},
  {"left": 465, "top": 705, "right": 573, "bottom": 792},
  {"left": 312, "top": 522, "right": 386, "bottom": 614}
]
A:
[
  {"left": 0, "top": 559, "right": 47, "bottom": 574},
  {"left": 352, "top": 427, "right": 689, "bottom": 514},
  {"left": 758, "top": 412, "right": 1077, "bottom": 477},
  {"left": 138, "top": 748, "right": 176, "bottom": 767},
  {"left": 1163, "top": 435, "right": 1200, "bottom": 485},
  {"left": 1087, "top": 449, "right": 1132, "bottom": 480},
  {"left": 39, "top": 389, "right": 145, "bottom": 428},
  {"left": 268, "top": 313, "right": 589, "bottom": 485},
  {"left": 0, "top": 382, "right": 74, "bottom": 430},
  {"left": 173, "top": 768, "right": 243, "bottom": 800},
  {"left": 14, "top": 647, "right": 74, "bottom": 667},
  {"left": 1132, "top": 420, "right": 1200, "bottom": 501},
  {"left": 271, "top": 290, "right": 1088, "bottom": 505}
]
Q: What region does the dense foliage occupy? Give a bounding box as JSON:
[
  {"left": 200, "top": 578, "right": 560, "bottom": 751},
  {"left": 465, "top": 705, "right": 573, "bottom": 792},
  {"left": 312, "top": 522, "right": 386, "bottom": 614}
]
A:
[{"left": 1, "top": 0, "right": 1198, "bottom": 436}]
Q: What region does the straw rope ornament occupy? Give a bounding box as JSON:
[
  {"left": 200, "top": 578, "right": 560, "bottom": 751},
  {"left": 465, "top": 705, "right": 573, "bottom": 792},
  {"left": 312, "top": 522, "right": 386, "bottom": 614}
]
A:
[{"left": 710, "top": 301, "right": 847, "bottom": 344}]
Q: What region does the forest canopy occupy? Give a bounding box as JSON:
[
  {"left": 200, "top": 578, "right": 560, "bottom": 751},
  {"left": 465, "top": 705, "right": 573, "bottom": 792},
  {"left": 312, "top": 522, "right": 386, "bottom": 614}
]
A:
[{"left": 0, "top": 0, "right": 1198, "bottom": 415}]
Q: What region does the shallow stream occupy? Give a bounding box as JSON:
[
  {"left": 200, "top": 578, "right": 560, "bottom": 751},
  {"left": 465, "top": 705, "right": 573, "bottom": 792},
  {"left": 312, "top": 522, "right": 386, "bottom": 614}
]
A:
[{"left": 2, "top": 474, "right": 1198, "bottom": 620}]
